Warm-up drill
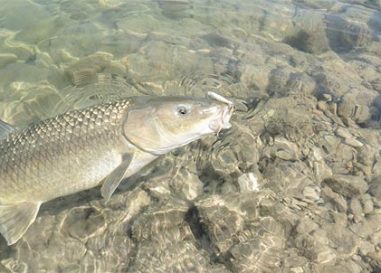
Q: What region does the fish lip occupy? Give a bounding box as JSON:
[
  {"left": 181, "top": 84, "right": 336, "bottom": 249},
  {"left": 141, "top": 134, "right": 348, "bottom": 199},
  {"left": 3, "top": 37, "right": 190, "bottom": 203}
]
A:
[
  {"left": 206, "top": 92, "right": 234, "bottom": 133},
  {"left": 219, "top": 103, "right": 234, "bottom": 130},
  {"left": 222, "top": 103, "right": 234, "bottom": 129}
]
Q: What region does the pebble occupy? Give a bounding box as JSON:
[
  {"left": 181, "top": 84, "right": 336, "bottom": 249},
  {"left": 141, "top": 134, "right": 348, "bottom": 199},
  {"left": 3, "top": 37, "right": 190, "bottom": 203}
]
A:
[
  {"left": 237, "top": 172, "right": 259, "bottom": 192},
  {"left": 361, "top": 194, "right": 374, "bottom": 214},
  {"left": 349, "top": 198, "right": 364, "bottom": 221},
  {"left": 0, "top": 53, "right": 17, "bottom": 69},
  {"left": 323, "top": 175, "right": 369, "bottom": 197},
  {"left": 369, "top": 176, "right": 381, "bottom": 199},
  {"left": 303, "top": 186, "right": 321, "bottom": 202}
]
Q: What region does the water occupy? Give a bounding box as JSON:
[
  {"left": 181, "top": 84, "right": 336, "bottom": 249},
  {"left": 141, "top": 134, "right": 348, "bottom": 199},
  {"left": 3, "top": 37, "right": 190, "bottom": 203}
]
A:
[{"left": 0, "top": 0, "right": 381, "bottom": 272}]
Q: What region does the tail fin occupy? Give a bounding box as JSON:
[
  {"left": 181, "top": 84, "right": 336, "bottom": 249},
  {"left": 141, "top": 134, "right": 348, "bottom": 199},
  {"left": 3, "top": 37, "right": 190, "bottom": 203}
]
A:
[{"left": 0, "top": 202, "right": 41, "bottom": 245}]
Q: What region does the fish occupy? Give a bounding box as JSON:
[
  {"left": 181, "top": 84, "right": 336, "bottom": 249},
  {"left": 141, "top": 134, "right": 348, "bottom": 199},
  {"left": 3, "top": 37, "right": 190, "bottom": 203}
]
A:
[{"left": 0, "top": 92, "right": 234, "bottom": 245}]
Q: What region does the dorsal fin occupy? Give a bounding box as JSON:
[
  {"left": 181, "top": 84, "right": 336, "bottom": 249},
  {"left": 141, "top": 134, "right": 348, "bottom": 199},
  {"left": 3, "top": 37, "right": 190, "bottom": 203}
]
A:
[{"left": 0, "top": 119, "right": 15, "bottom": 140}]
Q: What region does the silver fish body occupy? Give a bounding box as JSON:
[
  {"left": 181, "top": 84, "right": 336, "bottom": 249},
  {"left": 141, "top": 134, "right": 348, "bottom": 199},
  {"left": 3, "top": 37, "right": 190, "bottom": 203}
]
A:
[
  {"left": 0, "top": 93, "right": 234, "bottom": 245},
  {"left": 1, "top": 99, "right": 138, "bottom": 203}
]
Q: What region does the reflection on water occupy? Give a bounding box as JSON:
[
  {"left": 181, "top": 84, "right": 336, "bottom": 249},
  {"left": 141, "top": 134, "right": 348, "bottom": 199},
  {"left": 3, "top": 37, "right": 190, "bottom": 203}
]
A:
[{"left": 0, "top": 0, "right": 381, "bottom": 272}]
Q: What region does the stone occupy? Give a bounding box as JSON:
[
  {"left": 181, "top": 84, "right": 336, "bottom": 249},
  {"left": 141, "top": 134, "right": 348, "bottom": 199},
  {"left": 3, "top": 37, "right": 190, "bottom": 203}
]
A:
[
  {"left": 240, "top": 64, "right": 271, "bottom": 91},
  {"left": 350, "top": 198, "right": 364, "bottom": 221},
  {"left": 157, "top": 0, "right": 192, "bottom": 19},
  {"left": 0, "top": 53, "right": 17, "bottom": 69},
  {"left": 326, "top": 14, "right": 373, "bottom": 53},
  {"left": 369, "top": 176, "right": 381, "bottom": 199},
  {"left": 321, "top": 186, "right": 348, "bottom": 212},
  {"left": 358, "top": 240, "right": 375, "bottom": 256},
  {"left": 323, "top": 175, "right": 368, "bottom": 197},
  {"left": 315, "top": 248, "right": 336, "bottom": 264},
  {"left": 61, "top": 207, "right": 106, "bottom": 241},
  {"left": 303, "top": 186, "right": 321, "bottom": 202},
  {"left": 337, "top": 92, "right": 374, "bottom": 125},
  {"left": 238, "top": 172, "right": 259, "bottom": 192},
  {"left": 361, "top": 194, "right": 374, "bottom": 214},
  {"left": 285, "top": 9, "right": 329, "bottom": 54}
]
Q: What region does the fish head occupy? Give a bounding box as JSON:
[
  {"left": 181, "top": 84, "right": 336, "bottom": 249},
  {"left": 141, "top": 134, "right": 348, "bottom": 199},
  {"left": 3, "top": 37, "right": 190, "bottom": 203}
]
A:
[{"left": 123, "top": 92, "right": 234, "bottom": 155}]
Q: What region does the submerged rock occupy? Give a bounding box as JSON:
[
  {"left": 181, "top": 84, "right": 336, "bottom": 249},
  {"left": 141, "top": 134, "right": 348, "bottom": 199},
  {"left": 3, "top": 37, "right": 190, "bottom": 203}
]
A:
[
  {"left": 1, "top": 0, "right": 381, "bottom": 272},
  {"left": 323, "top": 175, "right": 369, "bottom": 197}
]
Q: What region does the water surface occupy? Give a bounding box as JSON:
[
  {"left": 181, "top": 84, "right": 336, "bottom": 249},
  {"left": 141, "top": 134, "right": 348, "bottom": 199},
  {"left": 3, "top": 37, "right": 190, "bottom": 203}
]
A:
[{"left": 1, "top": 1, "right": 381, "bottom": 273}]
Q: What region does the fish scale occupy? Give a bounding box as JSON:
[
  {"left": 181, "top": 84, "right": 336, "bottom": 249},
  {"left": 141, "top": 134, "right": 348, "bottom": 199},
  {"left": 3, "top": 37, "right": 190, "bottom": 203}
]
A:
[{"left": 0, "top": 99, "right": 132, "bottom": 203}]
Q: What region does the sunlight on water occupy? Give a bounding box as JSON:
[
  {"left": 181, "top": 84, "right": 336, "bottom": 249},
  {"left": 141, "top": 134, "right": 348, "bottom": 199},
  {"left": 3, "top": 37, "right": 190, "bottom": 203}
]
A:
[{"left": 0, "top": 0, "right": 381, "bottom": 272}]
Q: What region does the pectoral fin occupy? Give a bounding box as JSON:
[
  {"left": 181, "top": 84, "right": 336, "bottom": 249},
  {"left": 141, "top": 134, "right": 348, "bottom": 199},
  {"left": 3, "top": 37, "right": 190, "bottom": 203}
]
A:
[
  {"left": 0, "top": 201, "right": 41, "bottom": 245},
  {"left": 0, "top": 119, "right": 15, "bottom": 140},
  {"left": 101, "top": 155, "right": 133, "bottom": 202}
]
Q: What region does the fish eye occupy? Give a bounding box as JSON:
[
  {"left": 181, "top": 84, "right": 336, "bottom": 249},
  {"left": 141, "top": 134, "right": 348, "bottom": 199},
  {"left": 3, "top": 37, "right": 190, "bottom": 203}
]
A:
[{"left": 176, "top": 105, "right": 190, "bottom": 116}]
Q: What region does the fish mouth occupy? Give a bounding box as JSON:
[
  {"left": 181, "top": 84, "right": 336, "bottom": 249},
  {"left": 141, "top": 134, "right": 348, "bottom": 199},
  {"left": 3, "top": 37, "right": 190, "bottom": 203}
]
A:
[{"left": 207, "top": 92, "right": 234, "bottom": 134}]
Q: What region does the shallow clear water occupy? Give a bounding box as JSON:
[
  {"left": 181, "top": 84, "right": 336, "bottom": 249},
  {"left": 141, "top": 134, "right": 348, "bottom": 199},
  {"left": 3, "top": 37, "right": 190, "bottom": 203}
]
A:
[{"left": 1, "top": 0, "right": 381, "bottom": 272}]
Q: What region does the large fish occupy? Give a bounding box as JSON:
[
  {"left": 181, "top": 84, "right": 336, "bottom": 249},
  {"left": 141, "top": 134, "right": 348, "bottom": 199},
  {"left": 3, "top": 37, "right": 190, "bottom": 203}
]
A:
[{"left": 0, "top": 92, "right": 234, "bottom": 245}]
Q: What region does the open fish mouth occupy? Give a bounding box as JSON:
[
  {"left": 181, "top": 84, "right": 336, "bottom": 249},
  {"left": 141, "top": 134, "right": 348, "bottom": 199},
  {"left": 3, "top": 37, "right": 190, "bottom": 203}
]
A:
[{"left": 207, "top": 92, "right": 234, "bottom": 134}]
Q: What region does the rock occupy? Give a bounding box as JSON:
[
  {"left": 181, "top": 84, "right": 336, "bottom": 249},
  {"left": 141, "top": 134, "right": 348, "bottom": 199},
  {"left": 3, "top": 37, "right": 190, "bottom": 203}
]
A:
[
  {"left": 350, "top": 198, "right": 364, "bottom": 221},
  {"left": 321, "top": 186, "right": 348, "bottom": 212},
  {"left": 311, "top": 156, "right": 333, "bottom": 182},
  {"left": 361, "top": 194, "right": 374, "bottom": 214},
  {"left": 0, "top": 61, "right": 51, "bottom": 88},
  {"left": 283, "top": 250, "right": 309, "bottom": 271},
  {"left": 0, "top": 0, "right": 66, "bottom": 47},
  {"left": 367, "top": 250, "right": 381, "bottom": 269},
  {"left": 266, "top": 67, "right": 292, "bottom": 97},
  {"left": 371, "top": 229, "right": 381, "bottom": 246},
  {"left": 285, "top": 9, "right": 330, "bottom": 54},
  {"left": 0, "top": 259, "right": 27, "bottom": 273},
  {"left": 323, "top": 175, "right": 368, "bottom": 197},
  {"left": 296, "top": 216, "right": 319, "bottom": 234},
  {"left": 131, "top": 199, "right": 190, "bottom": 241},
  {"left": 294, "top": 228, "right": 333, "bottom": 264},
  {"left": 128, "top": 240, "right": 229, "bottom": 273},
  {"left": 62, "top": 207, "right": 106, "bottom": 241},
  {"left": 303, "top": 186, "right": 321, "bottom": 202},
  {"left": 258, "top": 2, "right": 295, "bottom": 41},
  {"left": 201, "top": 32, "right": 233, "bottom": 48},
  {"left": 369, "top": 176, "right": 381, "bottom": 199},
  {"left": 326, "top": 14, "right": 373, "bottom": 53},
  {"left": 195, "top": 195, "right": 246, "bottom": 253},
  {"left": 128, "top": 40, "right": 214, "bottom": 84},
  {"left": 64, "top": 51, "right": 126, "bottom": 86},
  {"left": 238, "top": 172, "right": 259, "bottom": 192},
  {"left": 274, "top": 136, "right": 300, "bottom": 161},
  {"left": 157, "top": 0, "right": 192, "bottom": 19},
  {"left": 335, "top": 127, "right": 364, "bottom": 148},
  {"left": 327, "top": 224, "right": 358, "bottom": 257},
  {"left": 170, "top": 167, "right": 204, "bottom": 200},
  {"left": 337, "top": 92, "right": 374, "bottom": 125},
  {"left": 314, "top": 260, "right": 363, "bottom": 273},
  {"left": 358, "top": 240, "right": 375, "bottom": 256},
  {"left": 1, "top": 0, "right": 381, "bottom": 271},
  {"left": 315, "top": 248, "right": 336, "bottom": 264},
  {"left": 351, "top": 213, "right": 381, "bottom": 239},
  {"left": 228, "top": 217, "right": 285, "bottom": 273},
  {"left": 229, "top": 237, "right": 284, "bottom": 273},
  {"left": 0, "top": 81, "right": 62, "bottom": 127},
  {"left": 309, "top": 146, "right": 333, "bottom": 181},
  {"left": 240, "top": 64, "right": 271, "bottom": 91},
  {"left": 0, "top": 53, "right": 17, "bottom": 69}
]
